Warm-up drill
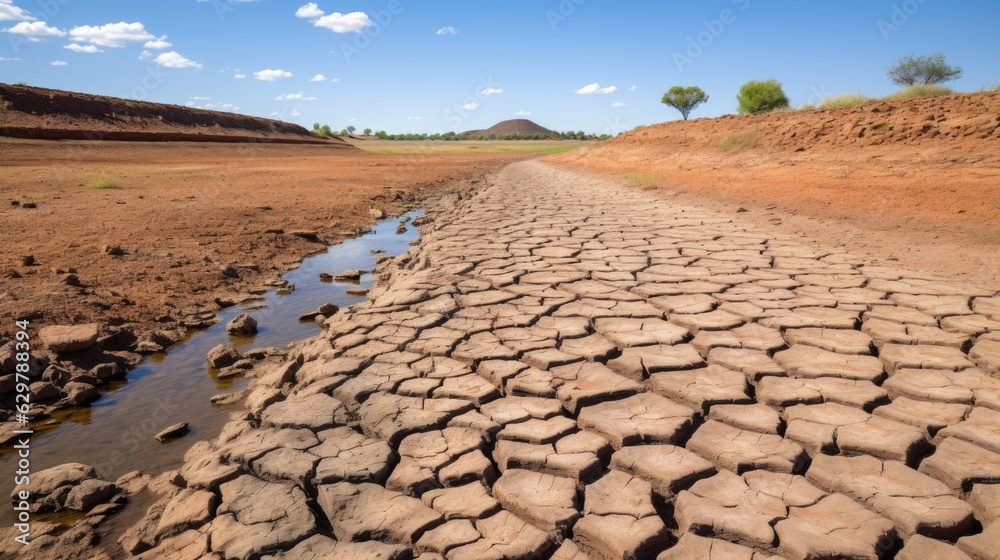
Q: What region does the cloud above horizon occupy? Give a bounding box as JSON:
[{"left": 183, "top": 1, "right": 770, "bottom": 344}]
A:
[
  {"left": 3, "top": 21, "right": 66, "bottom": 41},
  {"left": 50, "top": 60, "right": 67, "bottom": 66},
  {"left": 575, "top": 83, "right": 618, "bottom": 95},
  {"left": 296, "top": 3, "right": 372, "bottom": 33},
  {"left": 275, "top": 92, "right": 317, "bottom": 101},
  {"left": 254, "top": 68, "right": 292, "bottom": 81},
  {"left": 436, "top": 26, "right": 457, "bottom": 35},
  {"left": 480, "top": 88, "right": 505, "bottom": 95},
  {"left": 65, "top": 43, "right": 102, "bottom": 53},
  {"left": 611, "top": 101, "right": 626, "bottom": 107},
  {"left": 154, "top": 51, "right": 202, "bottom": 69},
  {"left": 69, "top": 22, "right": 155, "bottom": 47},
  {"left": 144, "top": 35, "right": 172, "bottom": 49},
  {"left": 0, "top": 0, "right": 35, "bottom": 22},
  {"left": 516, "top": 111, "right": 531, "bottom": 116}
]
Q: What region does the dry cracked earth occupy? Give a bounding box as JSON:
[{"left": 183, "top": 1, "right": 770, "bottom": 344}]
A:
[{"left": 103, "top": 160, "right": 1000, "bottom": 559}]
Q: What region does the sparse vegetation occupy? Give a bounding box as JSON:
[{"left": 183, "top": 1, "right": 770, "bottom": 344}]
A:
[
  {"left": 661, "top": 86, "right": 709, "bottom": 120},
  {"left": 819, "top": 93, "right": 875, "bottom": 109},
  {"left": 884, "top": 85, "right": 954, "bottom": 101},
  {"left": 625, "top": 172, "right": 660, "bottom": 189},
  {"left": 718, "top": 130, "right": 760, "bottom": 153},
  {"left": 736, "top": 79, "right": 789, "bottom": 115},
  {"left": 346, "top": 125, "right": 356, "bottom": 135},
  {"left": 88, "top": 179, "right": 121, "bottom": 189},
  {"left": 363, "top": 128, "right": 372, "bottom": 136},
  {"left": 888, "top": 52, "right": 963, "bottom": 87}
]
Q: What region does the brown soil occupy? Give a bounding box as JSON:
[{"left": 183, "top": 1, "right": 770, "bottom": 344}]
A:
[
  {"left": 0, "top": 83, "right": 334, "bottom": 144},
  {"left": 0, "top": 139, "right": 528, "bottom": 341},
  {"left": 551, "top": 91, "right": 1000, "bottom": 289}
]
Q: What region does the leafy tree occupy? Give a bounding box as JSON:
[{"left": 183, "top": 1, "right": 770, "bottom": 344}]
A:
[
  {"left": 319, "top": 124, "right": 333, "bottom": 137},
  {"left": 888, "top": 52, "right": 963, "bottom": 86},
  {"left": 312, "top": 123, "right": 321, "bottom": 132},
  {"left": 736, "top": 79, "right": 790, "bottom": 115},
  {"left": 375, "top": 130, "right": 388, "bottom": 139},
  {"left": 363, "top": 128, "right": 372, "bottom": 136},
  {"left": 661, "top": 86, "right": 709, "bottom": 120},
  {"left": 346, "top": 125, "right": 357, "bottom": 135}
]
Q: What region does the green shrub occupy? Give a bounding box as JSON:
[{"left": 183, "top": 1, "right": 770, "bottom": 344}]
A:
[
  {"left": 736, "top": 79, "right": 789, "bottom": 115},
  {"left": 661, "top": 86, "right": 709, "bottom": 120},
  {"left": 888, "top": 52, "right": 963, "bottom": 87},
  {"left": 818, "top": 93, "right": 875, "bottom": 109},
  {"left": 718, "top": 131, "right": 759, "bottom": 153},
  {"left": 884, "top": 85, "right": 954, "bottom": 101},
  {"left": 626, "top": 172, "right": 660, "bottom": 187},
  {"left": 88, "top": 179, "right": 121, "bottom": 190}
]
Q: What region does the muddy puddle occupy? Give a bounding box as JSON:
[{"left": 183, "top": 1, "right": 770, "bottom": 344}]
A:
[{"left": 1, "top": 210, "right": 423, "bottom": 524}]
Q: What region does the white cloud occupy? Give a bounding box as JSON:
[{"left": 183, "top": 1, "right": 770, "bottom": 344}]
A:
[
  {"left": 3, "top": 21, "right": 65, "bottom": 41},
  {"left": 144, "top": 35, "right": 171, "bottom": 49},
  {"left": 0, "top": 56, "right": 21, "bottom": 61},
  {"left": 65, "top": 43, "right": 102, "bottom": 53},
  {"left": 309, "top": 73, "right": 326, "bottom": 82},
  {"left": 629, "top": 85, "right": 638, "bottom": 91},
  {"left": 329, "top": 77, "right": 340, "bottom": 83},
  {"left": 50, "top": 60, "right": 67, "bottom": 66},
  {"left": 270, "top": 108, "right": 302, "bottom": 118},
  {"left": 254, "top": 68, "right": 292, "bottom": 81},
  {"left": 461, "top": 102, "right": 478, "bottom": 110},
  {"left": 69, "top": 22, "right": 155, "bottom": 47},
  {"left": 0, "top": 0, "right": 35, "bottom": 22},
  {"left": 313, "top": 12, "right": 371, "bottom": 33},
  {"left": 406, "top": 116, "right": 423, "bottom": 121},
  {"left": 234, "top": 74, "right": 246, "bottom": 79},
  {"left": 138, "top": 49, "right": 152, "bottom": 60},
  {"left": 185, "top": 101, "right": 196, "bottom": 107},
  {"left": 480, "top": 88, "right": 505, "bottom": 95},
  {"left": 275, "top": 92, "right": 317, "bottom": 101},
  {"left": 575, "top": 83, "right": 618, "bottom": 95},
  {"left": 516, "top": 111, "right": 531, "bottom": 116},
  {"left": 436, "top": 26, "right": 457, "bottom": 35},
  {"left": 191, "top": 96, "right": 210, "bottom": 100},
  {"left": 295, "top": 2, "right": 324, "bottom": 19},
  {"left": 611, "top": 101, "right": 627, "bottom": 107},
  {"left": 154, "top": 51, "right": 202, "bottom": 69}
]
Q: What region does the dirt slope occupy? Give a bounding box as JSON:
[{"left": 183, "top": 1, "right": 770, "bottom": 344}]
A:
[
  {"left": 463, "top": 118, "right": 557, "bottom": 137},
  {"left": 0, "top": 83, "right": 340, "bottom": 144},
  {"left": 552, "top": 91, "right": 1000, "bottom": 288}
]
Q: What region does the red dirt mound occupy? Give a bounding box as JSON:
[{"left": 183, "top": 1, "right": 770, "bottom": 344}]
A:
[
  {"left": 0, "top": 83, "right": 343, "bottom": 144},
  {"left": 463, "top": 118, "right": 557, "bottom": 137}
]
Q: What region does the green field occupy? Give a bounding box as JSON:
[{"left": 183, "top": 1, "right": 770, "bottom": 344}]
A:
[{"left": 349, "top": 139, "right": 587, "bottom": 155}]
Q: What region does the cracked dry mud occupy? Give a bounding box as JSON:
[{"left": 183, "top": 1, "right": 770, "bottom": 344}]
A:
[{"left": 122, "top": 160, "right": 1000, "bottom": 559}]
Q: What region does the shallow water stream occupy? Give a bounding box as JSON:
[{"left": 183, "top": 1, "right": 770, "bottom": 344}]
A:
[{"left": 1, "top": 210, "right": 422, "bottom": 525}]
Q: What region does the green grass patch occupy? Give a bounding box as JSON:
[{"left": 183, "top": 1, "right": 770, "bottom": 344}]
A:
[
  {"left": 884, "top": 85, "right": 954, "bottom": 101},
  {"left": 625, "top": 172, "right": 660, "bottom": 188},
  {"left": 352, "top": 140, "right": 584, "bottom": 156},
  {"left": 718, "top": 131, "right": 760, "bottom": 154},
  {"left": 88, "top": 179, "right": 121, "bottom": 190},
  {"left": 819, "top": 93, "right": 875, "bottom": 109}
]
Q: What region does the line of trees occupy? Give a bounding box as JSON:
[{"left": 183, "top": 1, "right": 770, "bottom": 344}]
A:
[
  {"left": 661, "top": 52, "right": 965, "bottom": 119},
  {"left": 369, "top": 131, "right": 612, "bottom": 141}
]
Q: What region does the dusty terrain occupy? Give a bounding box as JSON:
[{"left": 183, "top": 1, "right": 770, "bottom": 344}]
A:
[
  {"left": 552, "top": 91, "right": 1000, "bottom": 289},
  {"left": 0, "top": 83, "right": 334, "bottom": 143},
  {"left": 14, "top": 160, "right": 999, "bottom": 559},
  {"left": 0, "top": 139, "right": 527, "bottom": 342}
]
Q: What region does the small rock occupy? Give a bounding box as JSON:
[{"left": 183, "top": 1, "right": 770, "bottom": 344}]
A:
[
  {"left": 318, "top": 303, "right": 339, "bottom": 316},
  {"left": 154, "top": 422, "right": 190, "bottom": 442},
  {"left": 102, "top": 245, "right": 126, "bottom": 256},
  {"left": 210, "top": 391, "right": 246, "bottom": 406},
  {"left": 90, "top": 362, "right": 123, "bottom": 381},
  {"left": 265, "top": 228, "right": 284, "bottom": 234},
  {"left": 61, "top": 273, "right": 82, "bottom": 287},
  {"left": 63, "top": 381, "right": 99, "bottom": 405},
  {"left": 736, "top": 207, "right": 749, "bottom": 213},
  {"left": 369, "top": 208, "right": 385, "bottom": 219},
  {"left": 30, "top": 381, "right": 61, "bottom": 402},
  {"left": 335, "top": 269, "right": 363, "bottom": 282},
  {"left": 220, "top": 265, "right": 240, "bottom": 279},
  {"left": 319, "top": 272, "right": 333, "bottom": 281},
  {"left": 22, "top": 202, "right": 37, "bottom": 209},
  {"left": 226, "top": 313, "right": 258, "bottom": 336},
  {"left": 206, "top": 344, "right": 241, "bottom": 368},
  {"left": 396, "top": 224, "right": 408, "bottom": 234},
  {"left": 42, "top": 364, "right": 72, "bottom": 386},
  {"left": 288, "top": 230, "right": 321, "bottom": 242},
  {"left": 39, "top": 323, "right": 100, "bottom": 353},
  {"left": 346, "top": 288, "right": 368, "bottom": 296},
  {"left": 21, "top": 255, "right": 35, "bottom": 266},
  {"left": 64, "top": 479, "right": 117, "bottom": 512},
  {"left": 134, "top": 341, "right": 164, "bottom": 354}
]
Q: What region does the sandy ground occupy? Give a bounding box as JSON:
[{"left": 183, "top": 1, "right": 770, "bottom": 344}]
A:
[
  {"left": 551, "top": 92, "right": 1000, "bottom": 290},
  {"left": 0, "top": 139, "right": 529, "bottom": 339}
]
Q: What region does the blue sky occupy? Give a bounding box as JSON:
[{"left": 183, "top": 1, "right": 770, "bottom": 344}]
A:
[{"left": 1, "top": 0, "right": 998, "bottom": 134}]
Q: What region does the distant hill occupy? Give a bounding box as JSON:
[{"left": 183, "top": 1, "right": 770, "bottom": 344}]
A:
[
  {"left": 0, "top": 83, "right": 346, "bottom": 145},
  {"left": 462, "top": 119, "right": 558, "bottom": 138}
]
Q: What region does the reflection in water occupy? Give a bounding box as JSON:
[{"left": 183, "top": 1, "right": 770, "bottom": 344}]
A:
[{"left": 0, "top": 210, "right": 423, "bottom": 524}]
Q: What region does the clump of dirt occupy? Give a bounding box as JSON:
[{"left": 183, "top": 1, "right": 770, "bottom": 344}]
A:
[
  {"left": 463, "top": 118, "right": 557, "bottom": 138},
  {"left": 0, "top": 83, "right": 338, "bottom": 144},
  {"left": 551, "top": 91, "right": 1000, "bottom": 288}
]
